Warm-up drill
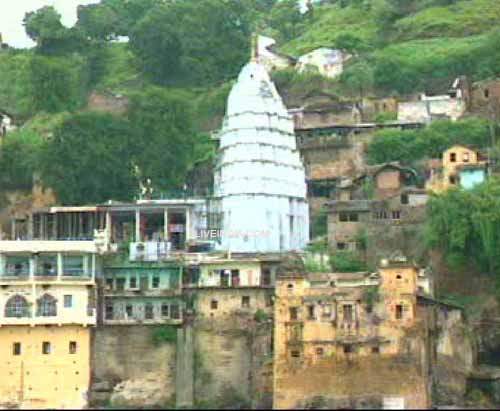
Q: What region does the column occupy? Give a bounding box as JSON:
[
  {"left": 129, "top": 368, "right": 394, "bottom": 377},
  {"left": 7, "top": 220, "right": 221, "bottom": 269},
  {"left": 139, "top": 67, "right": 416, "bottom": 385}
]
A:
[
  {"left": 135, "top": 209, "right": 141, "bottom": 242},
  {"left": 164, "top": 208, "right": 169, "bottom": 242},
  {"left": 53, "top": 213, "right": 58, "bottom": 240},
  {"left": 57, "top": 253, "right": 63, "bottom": 280},
  {"left": 28, "top": 213, "right": 33, "bottom": 240},
  {"left": 105, "top": 212, "right": 112, "bottom": 243},
  {"left": 11, "top": 219, "right": 16, "bottom": 240},
  {"left": 185, "top": 208, "right": 191, "bottom": 243},
  {"left": 91, "top": 254, "right": 96, "bottom": 282}
]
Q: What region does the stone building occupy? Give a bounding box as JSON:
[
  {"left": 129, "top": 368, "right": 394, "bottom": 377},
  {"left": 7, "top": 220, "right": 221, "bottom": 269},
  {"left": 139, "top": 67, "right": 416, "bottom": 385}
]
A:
[
  {"left": 426, "top": 144, "right": 488, "bottom": 192},
  {"left": 0, "top": 240, "right": 97, "bottom": 409},
  {"left": 327, "top": 163, "right": 428, "bottom": 264},
  {"left": 296, "top": 48, "right": 351, "bottom": 79},
  {"left": 214, "top": 61, "right": 309, "bottom": 252},
  {"left": 273, "top": 256, "right": 434, "bottom": 409}
]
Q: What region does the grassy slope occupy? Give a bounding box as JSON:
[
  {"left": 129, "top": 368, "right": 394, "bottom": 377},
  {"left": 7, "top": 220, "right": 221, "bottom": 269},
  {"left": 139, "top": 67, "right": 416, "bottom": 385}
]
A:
[
  {"left": 393, "top": 0, "right": 500, "bottom": 41},
  {"left": 281, "top": 3, "right": 378, "bottom": 56}
]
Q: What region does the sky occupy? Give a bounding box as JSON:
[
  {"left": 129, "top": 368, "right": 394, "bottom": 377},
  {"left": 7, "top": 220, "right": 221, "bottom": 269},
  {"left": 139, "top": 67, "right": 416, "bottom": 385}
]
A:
[{"left": 0, "top": 0, "right": 100, "bottom": 48}]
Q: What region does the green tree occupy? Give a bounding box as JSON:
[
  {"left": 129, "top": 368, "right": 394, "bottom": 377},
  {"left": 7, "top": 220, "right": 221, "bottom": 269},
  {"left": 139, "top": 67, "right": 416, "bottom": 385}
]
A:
[
  {"left": 339, "top": 60, "right": 374, "bottom": 97},
  {"left": 40, "top": 112, "right": 138, "bottom": 204},
  {"left": 0, "top": 130, "right": 43, "bottom": 191},
  {"left": 267, "top": 0, "right": 304, "bottom": 42},
  {"left": 28, "top": 55, "right": 89, "bottom": 113},
  {"left": 129, "top": 0, "right": 252, "bottom": 86},
  {"left": 24, "top": 6, "right": 86, "bottom": 55},
  {"left": 127, "top": 87, "right": 207, "bottom": 193}
]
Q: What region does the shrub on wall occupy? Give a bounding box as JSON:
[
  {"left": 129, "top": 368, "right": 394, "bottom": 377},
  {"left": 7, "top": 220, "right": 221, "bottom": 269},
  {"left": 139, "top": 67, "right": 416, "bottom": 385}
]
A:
[{"left": 152, "top": 325, "right": 177, "bottom": 345}]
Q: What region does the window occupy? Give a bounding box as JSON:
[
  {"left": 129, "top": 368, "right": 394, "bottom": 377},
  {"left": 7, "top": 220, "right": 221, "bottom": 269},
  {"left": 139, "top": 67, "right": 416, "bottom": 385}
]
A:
[
  {"left": 289, "top": 307, "right": 298, "bottom": 321},
  {"left": 307, "top": 305, "right": 316, "bottom": 320},
  {"left": 5, "top": 295, "right": 30, "bottom": 318},
  {"left": 211, "top": 300, "right": 218, "bottom": 310},
  {"left": 463, "top": 152, "right": 470, "bottom": 162},
  {"left": 322, "top": 304, "right": 332, "bottom": 318},
  {"left": 42, "top": 342, "right": 51, "bottom": 355},
  {"left": 242, "top": 296, "right": 250, "bottom": 308},
  {"left": 372, "top": 346, "right": 380, "bottom": 354},
  {"left": 266, "top": 295, "right": 274, "bottom": 307},
  {"left": 401, "top": 194, "right": 409, "bottom": 205},
  {"left": 337, "top": 242, "right": 347, "bottom": 250},
  {"left": 64, "top": 295, "right": 73, "bottom": 308},
  {"left": 396, "top": 274, "right": 402, "bottom": 280},
  {"left": 450, "top": 152, "right": 457, "bottom": 162},
  {"left": 116, "top": 278, "right": 126, "bottom": 292},
  {"left": 485, "top": 88, "right": 490, "bottom": 98},
  {"left": 129, "top": 277, "right": 137, "bottom": 289},
  {"left": 37, "top": 255, "right": 57, "bottom": 276},
  {"left": 152, "top": 276, "right": 160, "bottom": 289},
  {"left": 231, "top": 270, "right": 240, "bottom": 287},
  {"left": 170, "top": 304, "right": 180, "bottom": 320},
  {"left": 392, "top": 211, "right": 401, "bottom": 220},
  {"left": 449, "top": 175, "right": 457, "bottom": 185},
  {"left": 37, "top": 294, "right": 57, "bottom": 317},
  {"left": 5, "top": 256, "right": 30, "bottom": 276},
  {"left": 105, "top": 278, "right": 113, "bottom": 290},
  {"left": 339, "top": 212, "right": 358, "bottom": 222},
  {"left": 290, "top": 350, "right": 300, "bottom": 358},
  {"left": 63, "top": 255, "right": 85, "bottom": 276},
  {"left": 145, "top": 303, "right": 154, "bottom": 320},
  {"left": 343, "top": 305, "right": 353, "bottom": 322},
  {"left": 262, "top": 269, "right": 272, "bottom": 286},
  {"left": 69, "top": 341, "right": 77, "bottom": 354},
  {"left": 395, "top": 304, "right": 403, "bottom": 320},
  {"left": 105, "top": 304, "right": 114, "bottom": 320},
  {"left": 287, "top": 283, "right": 294, "bottom": 291},
  {"left": 13, "top": 342, "right": 21, "bottom": 356},
  {"left": 161, "top": 303, "right": 169, "bottom": 317},
  {"left": 316, "top": 347, "right": 324, "bottom": 357},
  {"left": 343, "top": 344, "right": 353, "bottom": 354},
  {"left": 126, "top": 305, "right": 133, "bottom": 318}
]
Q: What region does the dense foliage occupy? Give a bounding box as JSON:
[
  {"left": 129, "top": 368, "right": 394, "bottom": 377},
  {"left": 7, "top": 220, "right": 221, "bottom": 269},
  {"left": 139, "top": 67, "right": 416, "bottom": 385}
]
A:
[
  {"left": 425, "top": 179, "right": 500, "bottom": 276},
  {"left": 367, "top": 118, "right": 492, "bottom": 165}
]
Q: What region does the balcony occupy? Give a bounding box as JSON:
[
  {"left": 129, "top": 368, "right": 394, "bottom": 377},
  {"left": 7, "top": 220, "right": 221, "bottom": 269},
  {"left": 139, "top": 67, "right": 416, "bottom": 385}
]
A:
[{"left": 129, "top": 241, "right": 170, "bottom": 262}]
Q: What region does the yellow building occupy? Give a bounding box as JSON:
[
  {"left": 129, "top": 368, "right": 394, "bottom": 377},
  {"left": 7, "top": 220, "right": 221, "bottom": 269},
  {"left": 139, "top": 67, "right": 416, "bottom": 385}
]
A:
[
  {"left": 273, "top": 256, "right": 432, "bottom": 409},
  {"left": 426, "top": 144, "right": 487, "bottom": 192},
  {"left": 0, "top": 241, "right": 97, "bottom": 409}
]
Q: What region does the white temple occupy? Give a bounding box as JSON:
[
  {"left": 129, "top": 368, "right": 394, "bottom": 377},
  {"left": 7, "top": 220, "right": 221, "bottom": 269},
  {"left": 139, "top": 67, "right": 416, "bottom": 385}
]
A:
[{"left": 213, "top": 60, "right": 309, "bottom": 253}]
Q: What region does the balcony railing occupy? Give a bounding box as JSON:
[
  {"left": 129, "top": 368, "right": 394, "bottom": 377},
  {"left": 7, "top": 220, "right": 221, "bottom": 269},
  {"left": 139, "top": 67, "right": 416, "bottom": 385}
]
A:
[{"left": 129, "top": 241, "right": 171, "bottom": 262}]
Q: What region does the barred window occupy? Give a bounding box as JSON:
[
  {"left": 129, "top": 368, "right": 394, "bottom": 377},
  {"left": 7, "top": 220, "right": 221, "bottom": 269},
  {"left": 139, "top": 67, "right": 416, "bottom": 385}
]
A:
[
  {"left": 5, "top": 295, "right": 30, "bottom": 318},
  {"left": 37, "top": 294, "right": 57, "bottom": 317}
]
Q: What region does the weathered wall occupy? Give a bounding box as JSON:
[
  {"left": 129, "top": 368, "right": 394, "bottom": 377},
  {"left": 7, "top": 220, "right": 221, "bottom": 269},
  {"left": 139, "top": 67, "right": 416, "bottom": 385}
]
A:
[
  {"left": 0, "top": 325, "right": 90, "bottom": 410},
  {"left": 90, "top": 325, "right": 176, "bottom": 408},
  {"left": 193, "top": 322, "right": 273, "bottom": 409}
]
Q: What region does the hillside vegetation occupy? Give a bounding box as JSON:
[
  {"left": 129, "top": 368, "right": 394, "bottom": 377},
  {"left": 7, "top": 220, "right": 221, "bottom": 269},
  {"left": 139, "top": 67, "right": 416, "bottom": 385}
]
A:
[{"left": 0, "top": 0, "right": 499, "bottom": 205}]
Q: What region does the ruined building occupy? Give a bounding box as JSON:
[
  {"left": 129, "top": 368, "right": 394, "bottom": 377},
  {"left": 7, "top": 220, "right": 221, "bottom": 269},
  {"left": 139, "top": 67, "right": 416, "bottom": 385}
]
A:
[
  {"left": 272, "top": 255, "right": 462, "bottom": 409},
  {"left": 327, "top": 163, "right": 428, "bottom": 264},
  {"left": 214, "top": 61, "right": 309, "bottom": 252}
]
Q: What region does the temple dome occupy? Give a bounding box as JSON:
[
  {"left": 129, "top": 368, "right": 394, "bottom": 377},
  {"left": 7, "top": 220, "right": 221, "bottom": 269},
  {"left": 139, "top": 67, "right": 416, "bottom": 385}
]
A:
[{"left": 226, "top": 61, "right": 288, "bottom": 117}]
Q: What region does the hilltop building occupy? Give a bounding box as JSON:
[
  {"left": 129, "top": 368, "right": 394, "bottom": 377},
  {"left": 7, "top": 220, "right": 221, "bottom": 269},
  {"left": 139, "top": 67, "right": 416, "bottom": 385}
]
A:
[
  {"left": 213, "top": 61, "right": 309, "bottom": 253},
  {"left": 296, "top": 47, "right": 351, "bottom": 79},
  {"left": 426, "top": 145, "right": 488, "bottom": 192}
]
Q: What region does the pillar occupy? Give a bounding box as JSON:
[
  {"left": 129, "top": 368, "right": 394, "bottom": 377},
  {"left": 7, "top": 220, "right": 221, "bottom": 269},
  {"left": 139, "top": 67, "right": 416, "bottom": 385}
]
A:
[
  {"left": 185, "top": 208, "right": 191, "bottom": 243},
  {"left": 164, "top": 208, "right": 169, "bottom": 242},
  {"left": 135, "top": 209, "right": 141, "bottom": 242},
  {"left": 57, "top": 253, "right": 63, "bottom": 279}
]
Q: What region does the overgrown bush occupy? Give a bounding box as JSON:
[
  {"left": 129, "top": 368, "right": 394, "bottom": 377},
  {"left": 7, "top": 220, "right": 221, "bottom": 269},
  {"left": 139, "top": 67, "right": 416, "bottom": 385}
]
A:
[
  {"left": 330, "top": 251, "right": 367, "bottom": 272},
  {"left": 152, "top": 325, "right": 177, "bottom": 345}
]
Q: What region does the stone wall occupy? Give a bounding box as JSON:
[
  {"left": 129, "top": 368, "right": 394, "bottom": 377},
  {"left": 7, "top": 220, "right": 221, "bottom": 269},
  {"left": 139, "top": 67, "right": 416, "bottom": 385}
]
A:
[
  {"left": 90, "top": 325, "right": 177, "bottom": 408},
  {"left": 193, "top": 319, "right": 273, "bottom": 409}
]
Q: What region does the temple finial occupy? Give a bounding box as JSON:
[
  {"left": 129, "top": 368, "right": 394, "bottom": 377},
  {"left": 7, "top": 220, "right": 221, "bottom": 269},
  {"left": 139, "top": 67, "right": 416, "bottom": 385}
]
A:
[{"left": 251, "top": 33, "right": 258, "bottom": 62}]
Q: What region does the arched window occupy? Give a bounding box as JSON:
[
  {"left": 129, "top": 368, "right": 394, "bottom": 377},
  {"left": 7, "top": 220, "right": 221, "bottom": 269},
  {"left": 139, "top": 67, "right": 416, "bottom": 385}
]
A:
[
  {"left": 37, "top": 294, "right": 57, "bottom": 317},
  {"left": 5, "top": 295, "right": 30, "bottom": 318}
]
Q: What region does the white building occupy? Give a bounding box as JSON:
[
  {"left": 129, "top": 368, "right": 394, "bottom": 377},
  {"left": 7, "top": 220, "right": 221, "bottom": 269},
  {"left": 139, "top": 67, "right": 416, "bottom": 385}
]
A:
[
  {"left": 296, "top": 48, "right": 350, "bottom": 79},
  {"left": 214, "top": 61, "right": 309, "bottom": 253}
]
